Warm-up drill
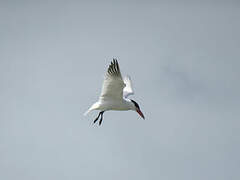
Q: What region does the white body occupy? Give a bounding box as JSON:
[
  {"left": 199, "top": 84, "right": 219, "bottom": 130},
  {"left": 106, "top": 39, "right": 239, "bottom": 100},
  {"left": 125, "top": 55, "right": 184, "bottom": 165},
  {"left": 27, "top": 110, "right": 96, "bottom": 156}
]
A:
[
  {"left": 86, "top": 97, "right": 134, "bottom": 114},
  {"left": 84, "top": 60, "right": 135, "bottom": 115}
]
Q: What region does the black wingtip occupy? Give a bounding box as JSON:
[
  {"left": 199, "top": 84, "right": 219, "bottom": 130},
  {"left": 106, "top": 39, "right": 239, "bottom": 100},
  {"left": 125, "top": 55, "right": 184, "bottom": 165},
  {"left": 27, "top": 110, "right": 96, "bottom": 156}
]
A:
[
  {"left": 113, "top": 58, "right": 118, "bottom": 64},
  {"left": 107, "top": 58, "right": 120, "bottom": 76},
  {"left": 112, "top": 58, "right": 119, "bottom": 72}
]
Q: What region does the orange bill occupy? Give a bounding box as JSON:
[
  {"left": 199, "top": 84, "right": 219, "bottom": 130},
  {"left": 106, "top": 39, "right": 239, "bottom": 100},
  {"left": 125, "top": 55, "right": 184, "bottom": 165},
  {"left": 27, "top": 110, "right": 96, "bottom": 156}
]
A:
[{"left": 136, "top": 109, "right": 145, "bottom": 119}]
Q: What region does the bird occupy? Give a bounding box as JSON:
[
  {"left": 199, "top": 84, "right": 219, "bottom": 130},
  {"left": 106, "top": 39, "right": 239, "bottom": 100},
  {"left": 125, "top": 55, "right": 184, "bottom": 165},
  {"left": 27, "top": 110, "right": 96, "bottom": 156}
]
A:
[{"left": 84, "top": 59, "right": 145, "bottom": 125}]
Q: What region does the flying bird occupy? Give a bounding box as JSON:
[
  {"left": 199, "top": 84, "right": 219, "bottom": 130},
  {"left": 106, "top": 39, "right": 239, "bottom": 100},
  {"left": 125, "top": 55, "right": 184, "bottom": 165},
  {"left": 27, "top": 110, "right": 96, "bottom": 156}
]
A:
[{"left": 84, "top": 59, "right": 145, "bottom": 125}]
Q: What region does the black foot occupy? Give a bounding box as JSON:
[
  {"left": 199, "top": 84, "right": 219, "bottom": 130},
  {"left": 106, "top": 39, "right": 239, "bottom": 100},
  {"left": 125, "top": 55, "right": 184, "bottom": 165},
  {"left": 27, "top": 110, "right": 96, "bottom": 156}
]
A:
[
  {"left": 93, "top": 112, "right": 101, "bottom": 124},
  {"left": 93, "top": 111, "right": 104, "bottom": 125},
  {"left": 99, "top": 112, "right": 104, "bottom": 125}
]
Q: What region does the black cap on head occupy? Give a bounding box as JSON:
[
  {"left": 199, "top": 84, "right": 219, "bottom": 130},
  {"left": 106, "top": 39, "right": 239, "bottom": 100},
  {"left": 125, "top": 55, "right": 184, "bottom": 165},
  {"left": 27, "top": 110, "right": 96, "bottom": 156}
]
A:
[
  {"left": 130, "top": 99, "right": 140, "bottom": 109},
  {"left": 131, "top": 99, "right": 145, "bottom": 119}
]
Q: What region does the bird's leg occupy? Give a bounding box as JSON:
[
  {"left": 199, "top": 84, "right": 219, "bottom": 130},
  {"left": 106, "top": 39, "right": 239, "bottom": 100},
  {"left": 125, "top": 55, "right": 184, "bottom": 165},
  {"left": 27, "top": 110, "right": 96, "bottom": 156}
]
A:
[
  {"left": 93, "top": 112, "right": 102, "bottom": 124},
  {"left": 99, "top": 111, "right": 105, "bottom": 126}
]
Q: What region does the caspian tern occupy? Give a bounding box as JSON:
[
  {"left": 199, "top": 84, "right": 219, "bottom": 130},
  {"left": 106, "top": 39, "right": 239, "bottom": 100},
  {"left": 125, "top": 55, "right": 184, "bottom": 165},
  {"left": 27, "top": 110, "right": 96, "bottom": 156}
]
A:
[{"left": 84, "top": 59, "right": 145, "bottom": 125}]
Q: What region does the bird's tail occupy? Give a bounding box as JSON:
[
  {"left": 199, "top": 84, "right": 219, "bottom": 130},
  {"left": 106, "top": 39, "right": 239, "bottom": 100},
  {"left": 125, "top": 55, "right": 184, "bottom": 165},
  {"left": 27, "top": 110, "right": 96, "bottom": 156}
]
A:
[
  {"left": 84, "top": 109, "right": 91, "bottom": 116},
  {"left": 84, "top": 102, "right": 99, "bottom": 116}
]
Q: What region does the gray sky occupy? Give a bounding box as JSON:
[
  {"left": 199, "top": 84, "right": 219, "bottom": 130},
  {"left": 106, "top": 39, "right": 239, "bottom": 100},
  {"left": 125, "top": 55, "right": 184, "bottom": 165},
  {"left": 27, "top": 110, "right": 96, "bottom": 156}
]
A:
[{"left": 1, "top": 1, "right": 240, "bottom": 180}]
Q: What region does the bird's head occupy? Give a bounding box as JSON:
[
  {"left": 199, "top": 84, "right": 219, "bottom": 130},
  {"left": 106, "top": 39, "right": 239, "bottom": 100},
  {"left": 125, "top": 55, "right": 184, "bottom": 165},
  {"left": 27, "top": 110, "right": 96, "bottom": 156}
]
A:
[{"left": 130, "top": 99, "right": 145, "bottom": 119}]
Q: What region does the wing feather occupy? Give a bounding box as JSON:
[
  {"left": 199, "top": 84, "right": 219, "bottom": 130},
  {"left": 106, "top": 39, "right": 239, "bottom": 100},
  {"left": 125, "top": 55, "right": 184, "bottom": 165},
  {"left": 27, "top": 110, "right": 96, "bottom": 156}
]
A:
[
  {"left": 123, "top": 75, "right": 134, "bottom": 98},
  {"left": 100, "top": 59, "right": 125, "bottom": 100}
]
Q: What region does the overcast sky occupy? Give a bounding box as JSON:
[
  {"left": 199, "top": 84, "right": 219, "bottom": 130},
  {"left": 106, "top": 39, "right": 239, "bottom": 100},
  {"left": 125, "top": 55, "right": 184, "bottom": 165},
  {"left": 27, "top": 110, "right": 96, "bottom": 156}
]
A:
[{"left": 0, "top": 1, "right": 240, "bottom": 180}]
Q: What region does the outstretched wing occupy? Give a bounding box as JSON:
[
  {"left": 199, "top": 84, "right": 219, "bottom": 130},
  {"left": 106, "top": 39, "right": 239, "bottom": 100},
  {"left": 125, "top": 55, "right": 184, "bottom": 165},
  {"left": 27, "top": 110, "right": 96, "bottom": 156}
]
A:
[
  {"left": 123, "top": 75, "right": 134, "bottom": 98},
  {"left": 100, "top": 59, "right": 125, "bottom": 100}
]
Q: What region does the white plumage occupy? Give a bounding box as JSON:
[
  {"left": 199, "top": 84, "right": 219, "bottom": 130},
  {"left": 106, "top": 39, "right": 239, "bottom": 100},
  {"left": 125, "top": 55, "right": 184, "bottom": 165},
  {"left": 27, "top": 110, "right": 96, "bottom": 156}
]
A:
[
  {"left": 123, "top": 76, "right": 134, "bottom": 98},
  {"left": 84, "top": 59, "right": 144, "bottom": 125}
]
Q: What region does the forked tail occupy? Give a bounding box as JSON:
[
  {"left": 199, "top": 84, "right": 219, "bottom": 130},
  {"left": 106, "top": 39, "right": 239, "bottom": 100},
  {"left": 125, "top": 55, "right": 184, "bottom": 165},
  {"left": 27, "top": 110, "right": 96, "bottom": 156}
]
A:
[
  {"left": 84, "top": 109, "right": 91, "bottom": 116},
  {"left": 84, "top": 102, "right": 99, "bottom": 116}
]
